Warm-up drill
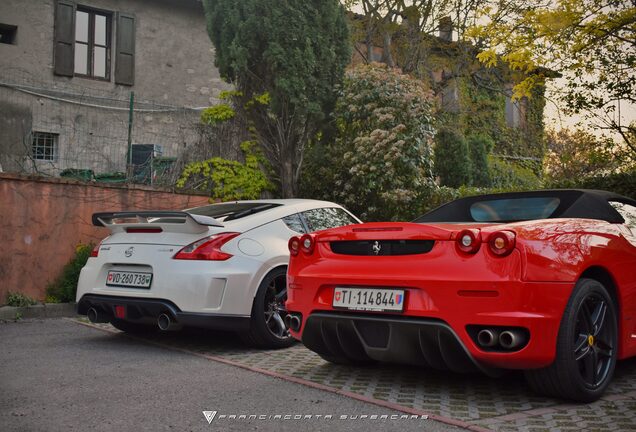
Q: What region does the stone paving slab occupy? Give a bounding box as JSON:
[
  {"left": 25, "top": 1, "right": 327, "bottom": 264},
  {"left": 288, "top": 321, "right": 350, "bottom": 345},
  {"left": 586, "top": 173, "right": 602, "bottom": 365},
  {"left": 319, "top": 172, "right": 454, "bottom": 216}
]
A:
[{"left": 76, "top": 320, "right": 636, "bottom": 432}]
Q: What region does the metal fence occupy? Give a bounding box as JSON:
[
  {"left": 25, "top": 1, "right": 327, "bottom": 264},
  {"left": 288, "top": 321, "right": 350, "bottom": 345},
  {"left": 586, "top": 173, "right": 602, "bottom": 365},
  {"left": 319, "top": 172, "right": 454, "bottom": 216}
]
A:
[{"left": 0, "top": 70, "right": 206, "bottom": 187}]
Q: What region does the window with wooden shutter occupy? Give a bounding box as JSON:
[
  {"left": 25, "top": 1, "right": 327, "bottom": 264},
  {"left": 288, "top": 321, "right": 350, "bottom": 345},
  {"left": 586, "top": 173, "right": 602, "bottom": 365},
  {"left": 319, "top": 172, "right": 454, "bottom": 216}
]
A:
[
  {"left": 74, "top": 8, "right": 112, "bottom": 80},
  {"left": 115, "top": 13, "right": 135, "bottom": 86},
  {"left": 54, "top": 0, "right": 76, "bottom": 76},
  {"left": 53, "top": 2, "right": 133, "bottom": 84}
]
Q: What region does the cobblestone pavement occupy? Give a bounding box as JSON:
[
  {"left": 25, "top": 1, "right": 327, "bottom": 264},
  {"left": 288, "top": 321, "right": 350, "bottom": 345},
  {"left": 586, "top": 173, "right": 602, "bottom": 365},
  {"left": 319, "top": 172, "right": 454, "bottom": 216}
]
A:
[{"left": 77, "top": 320, "right": 636, "bottom": 432}]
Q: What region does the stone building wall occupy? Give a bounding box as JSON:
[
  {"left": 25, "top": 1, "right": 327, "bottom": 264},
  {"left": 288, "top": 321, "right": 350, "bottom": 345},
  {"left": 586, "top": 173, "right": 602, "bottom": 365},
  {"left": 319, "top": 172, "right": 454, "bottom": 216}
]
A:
[{"left": 0, "top": 0, "right": 231, "bottom": 176}]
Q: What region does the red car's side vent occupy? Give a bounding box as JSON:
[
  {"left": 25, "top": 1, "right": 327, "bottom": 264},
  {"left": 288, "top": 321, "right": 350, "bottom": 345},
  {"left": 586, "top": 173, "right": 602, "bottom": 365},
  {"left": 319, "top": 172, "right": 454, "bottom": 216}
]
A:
[{"left": 329, "top": 240, "right": 435, "bottom": 256}]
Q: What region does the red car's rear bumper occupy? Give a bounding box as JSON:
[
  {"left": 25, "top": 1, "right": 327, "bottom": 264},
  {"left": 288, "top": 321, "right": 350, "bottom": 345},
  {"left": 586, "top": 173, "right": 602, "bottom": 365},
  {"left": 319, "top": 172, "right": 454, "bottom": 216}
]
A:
[{"left": 286, "top": 244, "right": 575, "bottom": 371}]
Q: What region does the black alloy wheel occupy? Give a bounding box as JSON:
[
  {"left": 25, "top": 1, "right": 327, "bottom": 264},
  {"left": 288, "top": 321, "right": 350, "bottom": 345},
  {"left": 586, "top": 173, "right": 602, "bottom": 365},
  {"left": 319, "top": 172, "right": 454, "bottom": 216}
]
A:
[
  {"left": 525, "top": 278, "right": 618, "bottom": 402},
  {"left": 242, "top": 267, "right": 295, "bottom": 349}
]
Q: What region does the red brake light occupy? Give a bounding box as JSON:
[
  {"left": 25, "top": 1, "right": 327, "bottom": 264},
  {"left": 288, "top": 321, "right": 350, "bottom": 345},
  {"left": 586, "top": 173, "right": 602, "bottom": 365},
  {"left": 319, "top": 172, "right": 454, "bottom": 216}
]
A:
[
  {"left": 90, "top": 238, "right": 108, "bottom": 258},
  {"left": 300, "top": 234, "right": 315, "bottom": 255},
  {"left": 488, "top": 231, "right": 516, "bottom": 257},
  {"left": 456, "top": 229, "right": 481, "bottom": 254},
  {"left": 126, "top": 227, "right": 163, "bottom": 233},
  {"left": 173, "top": 232, "right": 240, "bottom": 261},
  {"left": 288, "top": 236, "right": 300, "bottom": 256}
]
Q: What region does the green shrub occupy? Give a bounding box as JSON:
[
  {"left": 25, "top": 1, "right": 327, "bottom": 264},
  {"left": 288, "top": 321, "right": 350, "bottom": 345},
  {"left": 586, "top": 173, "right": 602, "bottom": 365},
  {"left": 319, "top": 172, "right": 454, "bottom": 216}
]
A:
[
  {"left": 303, "top": 63, "right": 436, "bottom": 221},
  {"left": 548, "top": 170, "right": 636, "bottom": 199},
  {"left": 45, "top": 295, "right": 61, "bottom": 304},
  {"left": 45, "top": 243, "right": 94, "bottom": 303},
  {"left": 200, "top": 104, "right": 236, "bottom": 125},
  {"left": 176, "top": 141, "right": 273, "bottom": 200},
  {"left": 434, "top": 128, "right": 472, "bottom": 188},
  {"left": 5, "top": 292, "right": 38, "bottom": 308},
  {"left": 467, "top": 134, "right": 493, "bottom": 187},
  {"left": 488, "top": 155, "right": 542, "bottom": 189}
]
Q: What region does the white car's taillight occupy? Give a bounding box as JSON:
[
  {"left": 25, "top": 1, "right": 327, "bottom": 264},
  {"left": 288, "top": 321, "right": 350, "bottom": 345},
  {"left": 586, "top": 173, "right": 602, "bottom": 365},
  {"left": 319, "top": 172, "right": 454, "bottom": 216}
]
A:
[
  {"left": 173, "top": 233, "right": 240, "bottom": 261},
  {"left": 90, "top": 237, "right": 109, "bottom": 258}
]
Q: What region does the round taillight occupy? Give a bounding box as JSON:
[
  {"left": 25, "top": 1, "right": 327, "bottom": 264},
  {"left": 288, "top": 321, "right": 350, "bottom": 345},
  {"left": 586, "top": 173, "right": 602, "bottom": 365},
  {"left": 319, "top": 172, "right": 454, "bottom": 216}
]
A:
[
  {"left": 300, "top": 234, "right": 315, "bottom": 254},
  {"left": 288, "top": 237, "right": 300, "bottom": 256},
  {"left": 456, "top": 229, "right": 481, "bottom": 254},
  {"left": 488, "top": 231, "right": 516, "bottom": 256}
]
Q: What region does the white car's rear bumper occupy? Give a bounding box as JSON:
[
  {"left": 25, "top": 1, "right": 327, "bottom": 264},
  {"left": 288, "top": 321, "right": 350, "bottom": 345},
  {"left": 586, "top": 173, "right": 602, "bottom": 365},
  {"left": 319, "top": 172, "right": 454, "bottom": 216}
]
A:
[{"left": 76, "top": 244, "right": 266, "bottom": 318}]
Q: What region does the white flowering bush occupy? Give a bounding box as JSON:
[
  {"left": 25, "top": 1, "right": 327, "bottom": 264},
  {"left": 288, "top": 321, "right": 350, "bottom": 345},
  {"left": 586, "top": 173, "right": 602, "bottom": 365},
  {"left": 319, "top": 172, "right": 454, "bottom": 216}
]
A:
[{"left": 322, "top": 63, "right": 436, "bottom": 221}]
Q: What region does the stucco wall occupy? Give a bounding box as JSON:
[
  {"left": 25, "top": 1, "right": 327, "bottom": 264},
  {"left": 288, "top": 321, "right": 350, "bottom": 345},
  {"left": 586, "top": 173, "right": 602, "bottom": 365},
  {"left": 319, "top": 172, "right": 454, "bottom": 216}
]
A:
[{"left": 0, "top": 173, "right": 210, "bottom": 302}]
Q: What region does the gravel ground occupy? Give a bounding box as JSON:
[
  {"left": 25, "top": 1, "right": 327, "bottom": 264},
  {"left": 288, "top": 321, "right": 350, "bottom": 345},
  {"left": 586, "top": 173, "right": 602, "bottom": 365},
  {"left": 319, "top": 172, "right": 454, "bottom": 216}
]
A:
[{"left": 0, "top": 319, "right": 462, "bottom": 432}]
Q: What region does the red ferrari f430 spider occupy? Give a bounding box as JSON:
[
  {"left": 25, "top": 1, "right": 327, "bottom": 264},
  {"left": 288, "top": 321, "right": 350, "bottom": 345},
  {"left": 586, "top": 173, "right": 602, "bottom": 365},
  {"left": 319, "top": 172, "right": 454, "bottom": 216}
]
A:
[{"left": 285, "top": 190, "right": 636, "bottom": 402}]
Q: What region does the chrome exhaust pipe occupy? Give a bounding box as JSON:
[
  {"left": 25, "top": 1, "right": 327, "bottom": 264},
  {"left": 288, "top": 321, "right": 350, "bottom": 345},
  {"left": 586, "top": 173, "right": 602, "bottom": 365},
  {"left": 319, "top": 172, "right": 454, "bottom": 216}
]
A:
[
  {"left": 157, "top": 313, "right": 182, "bottom": 331},
  {"left": 87, "top": 307, "right": 109, "bottom": 323},
  {"left": 289, "top": 315, "right": 301, "bottom": 332},
  {"left": 499, "top": 330, "right": 526, "bottom": 349},
  {"left": 284, "top": 314, "right": 292, "bottom": 329},
  {"left": 477, "top": 329, "right": 499, "bottom": 347}
]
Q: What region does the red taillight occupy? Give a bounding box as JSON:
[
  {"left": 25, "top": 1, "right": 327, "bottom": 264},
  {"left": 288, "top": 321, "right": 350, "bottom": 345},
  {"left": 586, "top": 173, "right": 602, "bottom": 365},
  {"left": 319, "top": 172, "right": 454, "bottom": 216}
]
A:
[
  {"left": 488, "top": 231, "right": 516, "bottom": 257},
  {"left": 300, "top": 234, "right": 315, "bottom": 255},
  {"left": 173, "top": 232, "right": 240, "bottom": 261},
  {"left": 288, "top": 236, "right": 300, "bottom": 256},
  {"left": 456, "top": 229, "right": 481, "bottom": 254},
  {"left": 90, "top": 238, "right": 107, "bottom": 258}
]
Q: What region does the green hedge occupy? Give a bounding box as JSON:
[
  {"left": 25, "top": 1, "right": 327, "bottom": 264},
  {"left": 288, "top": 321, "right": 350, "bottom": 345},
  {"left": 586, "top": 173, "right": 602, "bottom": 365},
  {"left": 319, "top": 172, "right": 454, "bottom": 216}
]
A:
[
  {"left": 548, "top": 171, "right": 636, "bottom": 199},
  {"left": 46, "top": 243, "right": 94, "bottom": 303}
]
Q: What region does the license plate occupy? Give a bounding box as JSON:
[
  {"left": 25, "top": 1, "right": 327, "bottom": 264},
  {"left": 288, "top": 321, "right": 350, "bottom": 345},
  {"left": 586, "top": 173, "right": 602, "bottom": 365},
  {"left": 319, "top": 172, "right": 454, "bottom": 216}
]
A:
[
  {"left": 332, "top": 287, "right": 405, "bottom": 312},
  {"left": 106, "top": 271, "right": 152, "bottom": 288}
]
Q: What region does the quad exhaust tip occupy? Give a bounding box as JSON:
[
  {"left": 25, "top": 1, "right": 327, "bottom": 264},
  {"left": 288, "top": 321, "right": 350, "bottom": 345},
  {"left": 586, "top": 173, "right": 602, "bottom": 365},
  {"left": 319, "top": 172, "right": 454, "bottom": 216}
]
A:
[
  {"left": 475, "top": 327, "right": 528, "bottom": 351},
  {"left": 157, "top": 313, "right": 181, "bottom": 331},
  {"left": 284, "top": 314, "right": 302, "bottom": 332},
  {"left": 477, "top": 329, "right": 499, "bottom": 347},
  {"left": 499, "top": 330, "right": 527, "bottom": 350},
  {"left": 87, "top": 307, "right": 109, "bottom": 323}
]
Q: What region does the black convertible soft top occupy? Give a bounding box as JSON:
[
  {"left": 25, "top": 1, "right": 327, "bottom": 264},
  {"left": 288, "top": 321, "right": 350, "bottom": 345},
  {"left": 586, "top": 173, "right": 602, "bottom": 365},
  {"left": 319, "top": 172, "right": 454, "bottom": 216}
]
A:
[{"left": 415, "top": 189, "right": 636, "bottom": 224}]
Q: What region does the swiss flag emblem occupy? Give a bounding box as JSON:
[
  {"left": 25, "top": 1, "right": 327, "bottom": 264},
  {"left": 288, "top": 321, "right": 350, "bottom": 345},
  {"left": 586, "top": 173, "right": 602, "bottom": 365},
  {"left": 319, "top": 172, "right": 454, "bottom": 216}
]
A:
[
  {"left": 335, "top": 292, "right": 341, "bottom": 301},
  {"left": 108, "top": 274, "right": 113, "bottom": 281}
]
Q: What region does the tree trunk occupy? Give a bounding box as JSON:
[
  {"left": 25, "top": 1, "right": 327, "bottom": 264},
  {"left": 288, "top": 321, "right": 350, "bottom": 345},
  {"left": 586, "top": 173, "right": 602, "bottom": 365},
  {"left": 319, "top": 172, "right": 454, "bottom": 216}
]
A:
[
  {"left": 382, "top": 32, "right": 394, "bottom": 67},
  {"left": 280, "top": 158, "right": 295, "bottom": 198}
]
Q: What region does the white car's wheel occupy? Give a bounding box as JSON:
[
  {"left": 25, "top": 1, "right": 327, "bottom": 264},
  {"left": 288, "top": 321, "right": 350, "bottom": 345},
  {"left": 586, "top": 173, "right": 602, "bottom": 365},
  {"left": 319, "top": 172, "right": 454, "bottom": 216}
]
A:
[{"left": 242, "top": 267, "right": 295, "bottom": 349}]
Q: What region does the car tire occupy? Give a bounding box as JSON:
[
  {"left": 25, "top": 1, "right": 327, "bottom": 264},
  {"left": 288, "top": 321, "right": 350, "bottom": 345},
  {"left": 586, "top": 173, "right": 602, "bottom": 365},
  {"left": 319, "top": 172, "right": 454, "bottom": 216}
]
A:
[
  {"left": 524, "top": 278, "right": 618, "bottom": 402},
  {"left": 242, "top": 267, "right": 295, "bottom": 349},
  {"left": 110, "top": 319, "right": 156, "bottom": 335}
]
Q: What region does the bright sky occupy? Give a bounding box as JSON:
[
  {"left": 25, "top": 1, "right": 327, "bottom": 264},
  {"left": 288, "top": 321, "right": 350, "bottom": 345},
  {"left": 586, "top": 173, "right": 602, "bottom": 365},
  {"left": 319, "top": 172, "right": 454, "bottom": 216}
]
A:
[{"left": 544, "top": 75, "right": 635, "bottom": 138}]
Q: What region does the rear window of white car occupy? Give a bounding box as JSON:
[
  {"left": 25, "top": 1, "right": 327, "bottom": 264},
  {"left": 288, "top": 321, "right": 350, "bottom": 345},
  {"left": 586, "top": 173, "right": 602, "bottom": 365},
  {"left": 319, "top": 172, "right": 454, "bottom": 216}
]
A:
[
  {"left": 302, "top": 208, "right": 358, "bottom": 232},
  {"left": 187, "top": 202, "right": 282, "bottom": 222}
]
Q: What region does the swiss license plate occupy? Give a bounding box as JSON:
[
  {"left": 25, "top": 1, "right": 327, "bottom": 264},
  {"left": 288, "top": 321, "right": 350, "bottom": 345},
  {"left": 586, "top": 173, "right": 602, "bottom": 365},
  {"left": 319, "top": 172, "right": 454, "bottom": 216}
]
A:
[
  {"left": 332, "top": 287, "right": 405, "bottom": 312},
  {"left": 106, "top": 271, "right": 152, "bottom": 289}
]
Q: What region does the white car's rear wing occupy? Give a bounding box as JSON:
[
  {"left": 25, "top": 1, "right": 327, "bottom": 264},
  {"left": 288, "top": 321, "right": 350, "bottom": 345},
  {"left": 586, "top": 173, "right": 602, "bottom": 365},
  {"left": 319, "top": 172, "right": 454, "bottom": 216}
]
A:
[{"left": 92, "top": 211, "right": 224, "bottom": 234}]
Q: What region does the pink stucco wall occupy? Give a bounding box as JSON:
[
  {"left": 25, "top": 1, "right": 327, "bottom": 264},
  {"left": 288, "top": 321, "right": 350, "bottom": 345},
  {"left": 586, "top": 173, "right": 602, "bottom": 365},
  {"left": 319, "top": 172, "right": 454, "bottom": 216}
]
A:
[{"left": 0, "top": 174, "right": 210, "bottom": 302}]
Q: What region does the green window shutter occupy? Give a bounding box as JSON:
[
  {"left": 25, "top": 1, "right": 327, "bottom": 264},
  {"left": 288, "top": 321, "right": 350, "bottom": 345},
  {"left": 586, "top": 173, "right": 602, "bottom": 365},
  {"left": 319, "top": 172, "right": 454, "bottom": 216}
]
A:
[
  {"left": 53, "top": 0, "right": 76, "bottom": 76},
  {"left": 115, "top": 13, "right": 136, "bottom": 86}
]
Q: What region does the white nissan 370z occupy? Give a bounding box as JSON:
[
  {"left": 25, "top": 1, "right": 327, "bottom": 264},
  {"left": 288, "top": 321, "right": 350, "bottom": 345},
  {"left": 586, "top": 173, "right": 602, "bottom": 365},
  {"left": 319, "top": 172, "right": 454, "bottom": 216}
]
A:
[{"left": 76, "top": 199, "right": 360, "bottom": 348}]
